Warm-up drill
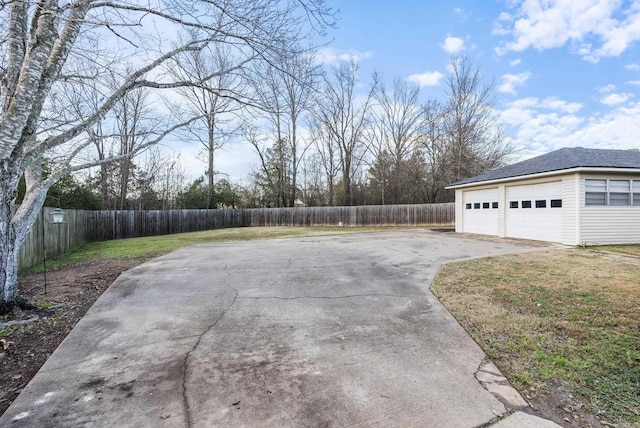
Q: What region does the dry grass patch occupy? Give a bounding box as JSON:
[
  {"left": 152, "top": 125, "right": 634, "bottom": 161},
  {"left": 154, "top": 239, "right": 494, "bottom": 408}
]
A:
[
  {"left": 591, "top": 245, "right": 640, "bottom": 259},
  {"left": 431, "top": 249, "right": 640, "bottom": 426}
]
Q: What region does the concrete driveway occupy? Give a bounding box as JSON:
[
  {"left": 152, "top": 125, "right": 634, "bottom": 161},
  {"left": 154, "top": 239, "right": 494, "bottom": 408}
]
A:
[{"left": 1, "top": 230, "right": 557, "bottom": 427}]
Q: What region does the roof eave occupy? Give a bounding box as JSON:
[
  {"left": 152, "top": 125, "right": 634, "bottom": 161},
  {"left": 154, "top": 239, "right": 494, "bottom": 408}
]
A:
[{"left": 445, "top": 166, "right": 640, "bottom": 190}]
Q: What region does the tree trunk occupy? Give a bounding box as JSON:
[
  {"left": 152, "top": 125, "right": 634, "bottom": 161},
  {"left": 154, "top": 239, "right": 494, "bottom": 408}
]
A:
[
  {"left": 119, "top": 159, "right": 130, "bottom": 210},
  {"left": 328, "top": 176, "right": 334, "bottom": 206},
  {"left": 342, "top": 153, "right": 352, "bottom": 205},
  {"left": 0, "top": 210, "right": 19, "bottom": 308},
  {"left": 0, "top": 175, "right": 40, "bottom": 312},
  {"left": 207, "top": 114, "right": 215, "bottom": 209}
]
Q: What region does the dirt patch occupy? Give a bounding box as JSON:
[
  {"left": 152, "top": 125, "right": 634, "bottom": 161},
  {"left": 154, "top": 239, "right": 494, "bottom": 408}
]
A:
[
  {"left": 523, "top": 381, "right": 607, "bottom": 428},
  {"left": 0, "top": 258, "right": 143, "bottom": 415}
]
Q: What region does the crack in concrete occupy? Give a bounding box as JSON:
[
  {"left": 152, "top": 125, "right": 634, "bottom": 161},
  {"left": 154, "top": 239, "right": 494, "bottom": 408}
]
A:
[
  {"left": 237, "top": 293, "right": 420, "bottom": 301},
  {"left": 181, "top": 286, "right": 239, "bottom": 427},
  {"left": 474, "top": 358, "right": 529, "bottom": 412}
]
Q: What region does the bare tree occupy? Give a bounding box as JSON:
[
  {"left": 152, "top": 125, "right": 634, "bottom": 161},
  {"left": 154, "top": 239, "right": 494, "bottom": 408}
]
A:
[
  {"left": 405, "top": 57, "right": 513, "bottom": 203},
  {"left": 112, "top": 85, "right": 159, "bottom": 209},
  {"left": 299, "top": 152, "right": 328, "bottom": 206},
  {"left": 442, "top": 56, "right": 512, "bottom": 184},
  {"left": 133, "top": 148, "right": 186, "bottom": 210},
  {"left": 314, "top": 61, "right": 376, "bottom": 205},
  {"left": 371, "top": 75, "right": 423, "bottom": 204},
  {"left": 309, "top": 115, "right": 340, "bottom": 205},
  {"left": 171, "top": 45, "right": 242, "bottom": 208},
  {"left": 246, "top": 51, "right": 320, "bottom": 207},
  {"left": 0, "top": 0, "right": 334, "bottom": 309},
  {"left": 419, "top": 100, "right": 449, "bottom": 203}
]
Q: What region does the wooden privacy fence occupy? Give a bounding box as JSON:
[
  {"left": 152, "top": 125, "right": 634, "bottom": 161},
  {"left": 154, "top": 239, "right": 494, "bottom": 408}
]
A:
[
  {"left": 243, "top": 203, "right": 454, "bottom": 228},
  {"left": 19, "top": 207, "right": 91, "bottom": 271},
  {"left": 19, "top": 203, "right": 454, "bottom": 271},
  {"left": 85, "top": 208, "right": 246, "bottom": 241}
]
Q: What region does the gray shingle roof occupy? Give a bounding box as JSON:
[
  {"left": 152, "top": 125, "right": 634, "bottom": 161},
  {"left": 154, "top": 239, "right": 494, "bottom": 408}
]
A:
[{"left": 449, "top": 147, "right": 640, "bottom": 187}]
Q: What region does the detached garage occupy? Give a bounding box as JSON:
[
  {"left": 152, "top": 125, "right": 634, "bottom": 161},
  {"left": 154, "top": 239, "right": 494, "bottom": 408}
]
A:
[{"left": 447, "top": 147, "right": 640, "bottom": 245}]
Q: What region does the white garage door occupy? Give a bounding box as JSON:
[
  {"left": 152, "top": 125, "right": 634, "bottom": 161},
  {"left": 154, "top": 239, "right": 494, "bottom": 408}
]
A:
[
  {"left": 462, "top": 188, "right": 499, "bottom": 236},
  {"left": 506, "top": 181, "right": 563, "bottom": 243}
]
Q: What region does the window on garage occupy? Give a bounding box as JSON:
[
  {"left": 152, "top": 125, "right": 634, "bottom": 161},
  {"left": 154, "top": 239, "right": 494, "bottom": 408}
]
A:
[
  {"left": 585, "top": 179, "right": 607, "bottom": 205},
  {"left": 551, "top": 199, "right": 562, "bottom": 208},
  {"left": 522, "top": 200, "right": 532, "bottom": 208},
  {"left": 535, "top": 200, "right": 547, "bottom": 208},
  {"left": 474, "top": 203, "right": 480, "bottom": 209},
  {"left": 482, "top": 202, "right": 490, "bottom": 209},
  {"left": 609, "top": 180, "right": 630, "bottom": 206},
  {"left": 466, "top": 203, "right": 472, "bottom": 209},
  {"left": 492, "top": 202, "right": 498, "bottom": 208},
  {"left": 585, "top": 179, "right": 640, "bottom": 206},
  {"left": 510, "top": 201, "right": 518, "bottom": 208}
]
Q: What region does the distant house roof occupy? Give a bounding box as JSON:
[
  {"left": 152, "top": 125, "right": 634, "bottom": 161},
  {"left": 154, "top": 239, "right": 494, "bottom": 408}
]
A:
[{"left": 449, "top": 147, "right": 640, "bottom": 188}]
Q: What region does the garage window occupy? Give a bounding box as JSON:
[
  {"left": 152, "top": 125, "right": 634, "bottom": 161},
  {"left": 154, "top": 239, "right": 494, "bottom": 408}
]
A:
[
  {"left": 535, "top": 200, "right": 547, "bottom": 208},
  {"left": 522, "top": 200, "right": 532, "bottom": 208},
  {"left": 466, "top": 203, "right": 472, "bottom": 209},
  {"left": 492, "top": 202, "right": 499, "bottom": 208},
  {"left": 551, "top": 199, "right": 562, "bottom": 208},
  {"left": 610, "top": 180, "right": 630, "bottom": 206},
  {"left": 510, "top": 201, "right": 518, "bottom": 208},
  {"left": 482, "top": 202, "right": 490, "bottom": 209},
  {"left": 586, "top": 179, "right": 640, "bottom": 206},
  {"left": 474, "top": 203, "right": 480, "bottom": 209},
  {"left": 585, "top": 179, "right": 607, "bottom": 205}
]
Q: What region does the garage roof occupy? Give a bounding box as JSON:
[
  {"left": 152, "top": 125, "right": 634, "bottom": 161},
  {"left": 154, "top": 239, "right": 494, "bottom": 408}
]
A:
[{"left": 449, "top": 147, "right": 640, "bottom": 187}]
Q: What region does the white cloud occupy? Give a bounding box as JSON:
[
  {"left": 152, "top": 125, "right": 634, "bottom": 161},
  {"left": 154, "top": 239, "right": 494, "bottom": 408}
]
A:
[
  {"left": 453, "top": 7, "right": 471, "bottom": 21},
  {"left": 600, "top": 92, "right": 632, "bottom": 105},
  {"left": 498, "top": 72, "right": 532, "bottom": 95},
  {"left": 407, "top": 71, "right": 444, "bottom": 87},
  {"left": 493, "top": 12, "right": 513, "bottom": 37},
  {"left": 315, "top": 47, "right": 374, "bottom": 65},
  {"left": 441, "top": 36, "right": 465, "bottom": 54},
  {"left": 495, "top": 1, "right": 640, "bottom": 62},
  {"left": 538, "top": 97, "right": 583, "bottom": 114},
  {"left": 598, "top": 83, "right": 616, "bottom": 93},
  {"left": 509, "top": 58, "right": 522, "bottom": 66},
  {"left": 626, "top": 63, "right": 640, "bottom": 71},
  {"left": 499, "top": 96, "right": 640, "bottom": 158},
  {"left": 628, "top": 80, "right": 640, "bottom": 86}
]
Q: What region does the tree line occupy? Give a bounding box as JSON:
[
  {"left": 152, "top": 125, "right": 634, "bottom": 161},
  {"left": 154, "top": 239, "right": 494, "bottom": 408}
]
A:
[{"left": 33, "top": 55, "right": 512, "bottom": 211}]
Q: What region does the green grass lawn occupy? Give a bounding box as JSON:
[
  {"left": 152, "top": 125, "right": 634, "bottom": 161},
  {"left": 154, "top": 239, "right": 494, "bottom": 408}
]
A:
[{"left": 432, "top": 249, "right": 640, "bottom": 426}]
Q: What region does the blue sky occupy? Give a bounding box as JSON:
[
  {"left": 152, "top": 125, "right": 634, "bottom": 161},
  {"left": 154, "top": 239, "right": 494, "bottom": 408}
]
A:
[{"left": 208, "top": 0, "right": 640, "bottom": 181}]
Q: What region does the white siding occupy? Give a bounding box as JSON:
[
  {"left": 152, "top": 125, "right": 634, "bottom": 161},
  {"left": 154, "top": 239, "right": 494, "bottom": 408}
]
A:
[
  {"left": 561, "top": 174, "right": 579, "bottom": 246},
  {"left": 455, "top": 189, "right": 463, "bottom": 233},
  {"left": 497, "top": 184, "right": 506, "bottom": 237},
  {"left": 579, "top": 174, "right": 640, "bottom": 245}
]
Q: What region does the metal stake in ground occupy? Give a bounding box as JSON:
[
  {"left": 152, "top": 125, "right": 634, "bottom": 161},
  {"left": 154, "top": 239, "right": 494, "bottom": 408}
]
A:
[
  {"left": 42, "top": 208, "right": 67, "bottom": 296},
  {"left": 41, "top": 209, "right": 47, "bottom": 295}
]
